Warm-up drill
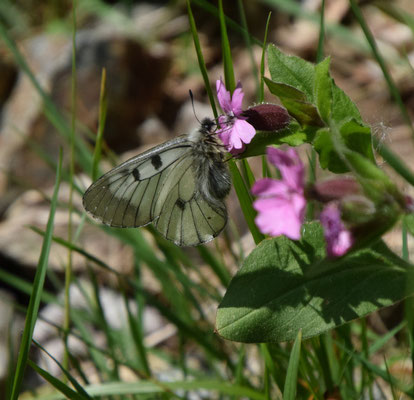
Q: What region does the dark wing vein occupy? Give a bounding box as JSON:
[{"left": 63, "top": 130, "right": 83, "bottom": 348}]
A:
[
  {"left": 189, "top": 201, "right": 202, "bottom": 243},
  {"left": 194, "top": 196, "right": 215, "bottom": 233},
  {"left": 100, "top": 175, "right": 130, "bottom": 223},
  {"left": 157, "top": 160, "right": 194, "bottom": 217},
  {"left": 108, "top": 178, "right": 137, "bottom": 226},
  {"left": 133, "top": 179, "right": 150, "bottom": 226},
  {"left": 121, "top": 180, "right": 141, "bottom": 227},
  {"left": 149, "top": 170, "right": 164, "bottom": 220}
]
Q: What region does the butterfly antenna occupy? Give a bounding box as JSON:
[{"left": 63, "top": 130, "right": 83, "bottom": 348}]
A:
[{"left": 189, "top": 90, "right": 202, "bottom": 125}]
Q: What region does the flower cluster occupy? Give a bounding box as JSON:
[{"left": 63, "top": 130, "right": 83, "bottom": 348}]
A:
[
  {"left": 252, "top": 148, "right": 305, "bottom": 240},
  {"left": 215, "top": 78, "right": 290, "bottom": 155},
  {"left": 214, "top": 78, "right": 409, "bottom": 258},
  {"left": 251, "top": 147, "right": 354, "bottom": 257},
  {"left": 215, "top": 78, "right": 256, "bottom": 154}
]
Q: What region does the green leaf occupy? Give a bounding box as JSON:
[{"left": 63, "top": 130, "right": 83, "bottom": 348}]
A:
[
  {"left": 264, "top": 78, "right": 323, "bottom": 127},
  {"left": 314, "top": 120, "right": 374, "bottom": 173},
  {"left": 216, "top": 222, "right": 414, "bottom": 343},
  {"left": 314, "top": 57, "right": 332, "bottom": 123},
  {"left": 340, "top": 120, "right": 374, "bottom": 162},
  {"left": 313, "top": 128, "right": 345, "bottom": 173},
  {"left": 267, "top": 44, "right": 315, "bottom": 101},
  {"left": 239, "top": 122, "right": 316, "bottom": 159},
  {"left": 330, "top": 79, "right": 363, "bottom": 125},
  {"left": 283, "top": 330, "right": 302, "bottom": 400}
]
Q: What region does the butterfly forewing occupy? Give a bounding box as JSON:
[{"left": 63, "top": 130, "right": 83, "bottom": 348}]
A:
[{"left": 83, "top": 138, "right": 192, "bottom": 228}]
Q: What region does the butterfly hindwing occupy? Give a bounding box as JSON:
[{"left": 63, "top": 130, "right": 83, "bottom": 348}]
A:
[
  {"left": 154, "top": 156, "right": 227, "bottom": 246},
  {"left": 82, "top": 137, "right": 192, "bottom": 227}
]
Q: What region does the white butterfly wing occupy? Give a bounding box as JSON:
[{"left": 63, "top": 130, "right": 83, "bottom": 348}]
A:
[
  {"left": 83, "top": 137, "right": 192, "bottom": 227},
  {"left": 83, "top": 136, "right": 228, "bottom": 246},
  {"left": 154, "top": 155, "right": 227, "bottom": 246}
]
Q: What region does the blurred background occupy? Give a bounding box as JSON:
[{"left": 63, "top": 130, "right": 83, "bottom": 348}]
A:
[{"left": 1, "top": 0, "right": 414, "bottom": 398}]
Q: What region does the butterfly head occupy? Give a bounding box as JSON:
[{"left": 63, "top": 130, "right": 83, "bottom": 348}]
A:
[{"left": 200, "top": 117, "right": 216, "bottom": 135}]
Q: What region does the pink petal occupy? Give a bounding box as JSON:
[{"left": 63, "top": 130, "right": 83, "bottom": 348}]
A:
[
  {"left": 231, "top": 85, "right": 244, "bottom": 115},
  {"left": 330, "top": 230, "right": 353, "bottom": 257},
  {"left": 217, "top": 126, "right": 231, "bottom": 147},
  {"left": 233, "top": 119, "right": 256, "bottom": 144},
  {"left": 253, "top": 197, "right": 303, "bottom": 240},
  {"left": 251, "top": 178, "right": 289, "bottom": 197},
  {"left": 291, "top": 192, "right": 307, "bottom": 222},
  {"left": 228, "top": 127, "right": 243, "bottom": 150},
  {"left": 216, "top": 78, "right": 232, "bottom": 114},
  {"left": 266, "top": 147, "right": 304, "bottom": 192},
  {"left": 320, "top": 204, "right": 353, "bottom": 258}
]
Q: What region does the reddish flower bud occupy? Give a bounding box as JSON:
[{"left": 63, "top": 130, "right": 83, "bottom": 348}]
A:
[
  {"left": 405, "top": 195, "right": 414, "bottom": 213},
  {"left": 306, "top": 177, "right": 361, "bottom": 203},
  {"left": 243, "top": 103, "right": 290, "bottom": 132}
]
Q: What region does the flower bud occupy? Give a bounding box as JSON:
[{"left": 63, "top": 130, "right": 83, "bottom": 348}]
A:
[
  {"left": 340, "top": 195, "right": 376, "bottom": 225},
  {"left": 306, "top": 177, "right": 361, "bottom": 203},
  {"left": 243, "top": 103, "right": 290, "bottom": 131},
  {"left": 405, "top": 195, "right": 414, "bottom": 213}
]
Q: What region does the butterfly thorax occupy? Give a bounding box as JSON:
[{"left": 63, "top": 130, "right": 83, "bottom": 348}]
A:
[{"left": 188, "top": 118, "right": 231, "bottom": 206}]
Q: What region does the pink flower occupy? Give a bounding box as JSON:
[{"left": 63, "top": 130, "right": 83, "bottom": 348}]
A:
[
  {"left": 252, "top": 147, "right": 306, "bottom": 240},
  {"left": 319, "top": 204, "right": 353, "bottom": 258},
  {"left": 216, "top": 78, "right": 256, "bottom": 154}
]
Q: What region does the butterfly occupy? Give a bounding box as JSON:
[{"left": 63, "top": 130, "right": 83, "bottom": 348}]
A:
[{"left": 82, "top": 118, "right": 231, "bottom": 246}]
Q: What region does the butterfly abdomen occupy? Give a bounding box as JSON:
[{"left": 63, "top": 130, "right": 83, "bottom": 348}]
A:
[
  {"left": 207, "top": 161, "right": 231, "bottom": 199},
  {"left": 193, "top": 143, "right": 231, "bottom": 207}
]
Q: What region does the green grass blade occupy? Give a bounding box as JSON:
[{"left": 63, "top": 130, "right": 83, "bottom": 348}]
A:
[
  {"left": 316, "top": 0, "right": 326, "bottom": 63},
  {"left": 237, "top": 0, "right": 259, "bottom": 96},
  {"left": 92, "top": 67, "right": 108, "bottom": 180},
  {"left": 28, "top": 360, "right": 88, "bottom": 400},
  {"left": 283, "top": 329, "right": 302, "bottom": 400},
  {"left": 0, "top": 23, "right": 93, "bottom": 172},
  {"left": 34, "top": 380, "right": 267, "bottom": 399},
  {"left": 197, "top": 245, "right": 231, "bottom": 286},
  {"left": 368, "top": 321, "right": 406, "bottom": 355},
  {"left": 64, "top": 0, "right": 77, "bottom": 370},
  {"left": 241, "top": 158, "right": 256, "bottom": 189},
  {"left": 376, "top": 2, "right": 414, "bottom": 35},
  {"left": 349, "top": 0, "right": 414, "bottom": 138},
  {"left": 259, "top": 12, "right": 272, "bottom": 103},
  {"left": 123, "top": 289, "right": 151, "bottom": 376},
  {"left": 87, "top": 265, "right": 120, "bottom": 379},
  {"left": 260, "top": 13, "right": 272, "bottom": 177},
  {"left": 229, "top": 160, "right": 264, "bottom": 244},
  {"left": 218, "top": 0, "right": 235, "bottom": 91},
  {"left": 187, "top": 0, "right": 218, "bottom": 118},
  {"left": 335, "top": 340, "right": 410, "bottom": 394},
  {"left": 373, "top": 137, "right": 414, "bottom": 186},
  {"left": 193, "top": 0, "right": 262, "bottom": 47},
  {"left": 9, "top": 150, "right": 62, "bottom": 400},
  {"left": 33, "top": 339, "right": 92, "bottom": 399},
  {"left": 260, "top": 344, "right": 284, "bottom": 392},
  {"left": 0, "top": 268, "right": 58, "bottom": 305}
]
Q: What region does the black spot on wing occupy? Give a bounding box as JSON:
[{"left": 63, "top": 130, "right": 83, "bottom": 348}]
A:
[
  {"left": 151, "top": 154, "right": 162, "bottom": 170},
  {"left": 176, "top": 198, "right": 185, "bottom": 210},
  {"left": 132, "top": 168, "right": 140, "bottom": 181}
]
